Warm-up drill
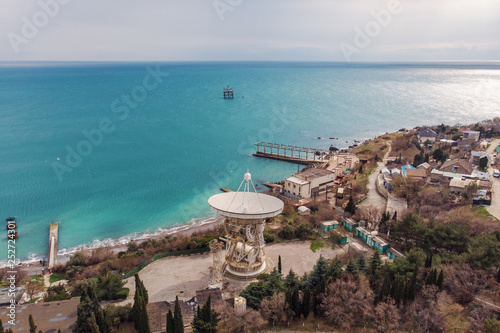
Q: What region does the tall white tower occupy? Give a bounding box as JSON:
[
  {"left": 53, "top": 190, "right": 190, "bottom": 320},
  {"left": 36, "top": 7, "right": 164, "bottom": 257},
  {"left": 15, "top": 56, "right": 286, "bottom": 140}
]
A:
[
  {"left": 208, "top": 172, "right": 284, "bottom": 277},
  {"left": 208, "top": 239, "right": 224, "bottom": 289}
]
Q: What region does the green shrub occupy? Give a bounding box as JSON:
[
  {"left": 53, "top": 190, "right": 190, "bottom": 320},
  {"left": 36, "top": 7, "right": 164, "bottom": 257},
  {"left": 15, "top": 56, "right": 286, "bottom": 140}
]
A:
[
  {"left": 44, "top": 284, "right": 71, "bottom": 302},
  {"left": 278, "top": 225, "right": 295, "bottom": 240},
  {"left": 96, "top": 273, "right": 128, "bottom": 301},
  {"left": 65, "top": 265, "right": 85, "bottom": 279},
  {"left": 104, "top": 303, "right": 132, "bottom": 323},
  {"left": 263, "top": 232, "right": 276, "bottom": 243},
  {"left": 45, "top": 293, "right": 71, "bottom": 302},
  {"left": 195, "top": 235, "right": 217, "bottom": 248},
  {"left": 295, "top": 222, "right": 313, "bottom": 240}
]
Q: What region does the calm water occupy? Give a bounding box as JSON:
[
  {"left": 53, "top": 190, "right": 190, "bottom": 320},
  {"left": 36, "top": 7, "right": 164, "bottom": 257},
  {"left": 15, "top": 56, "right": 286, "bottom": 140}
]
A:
[{"left": 1, "top": 61, "right": 499, "bottom": 261}]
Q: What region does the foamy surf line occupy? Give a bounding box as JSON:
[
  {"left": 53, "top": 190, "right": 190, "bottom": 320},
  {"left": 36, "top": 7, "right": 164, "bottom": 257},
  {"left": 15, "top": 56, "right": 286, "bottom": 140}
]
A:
[{"left": 0, "top": 215, "right": 224, "bottom": 268}]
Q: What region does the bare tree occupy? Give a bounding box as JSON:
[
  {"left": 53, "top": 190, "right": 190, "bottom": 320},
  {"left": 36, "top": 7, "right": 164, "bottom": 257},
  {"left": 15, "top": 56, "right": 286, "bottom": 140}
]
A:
[
  {"left": 321, "top": 274, "right": 374, "bottom": 330},
  {"left": 468, "top": 305, "right": 494, "bottom": 333},
  {"left": 0, "top": 267, "right": 28, "bottom": 284},
  {"left": 24, "top": 279, "right": 45, "bottom": 301},
  {"left": 356, "top": 205, "right": 383, "bottom": 230},
  {"left": 260, "top": 293, "right": 290, "bottom": 325},
  {"left": 219, "top": 306, "right": 265, "bottom": 333},
  {"left": 444, "top": 264, "right": 488, "bottom": 305},
  {"left": 374, "top": 297, "right": 401, "bottom": 332},
  {"left": 406, "top": 286, "right": 444, "bottom": 333}
]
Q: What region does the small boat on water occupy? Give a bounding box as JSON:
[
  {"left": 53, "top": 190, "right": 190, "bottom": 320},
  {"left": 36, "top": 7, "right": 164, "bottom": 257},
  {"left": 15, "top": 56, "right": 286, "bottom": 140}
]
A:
[
  {"left": 6, "top": 223, "right": 16, "bottom": 230},
  {"left": 8, "top": 232, "right": 18, "bottom": 239},
  {"left": 6, "top": 217, "right": 15, "bottom": 221}
]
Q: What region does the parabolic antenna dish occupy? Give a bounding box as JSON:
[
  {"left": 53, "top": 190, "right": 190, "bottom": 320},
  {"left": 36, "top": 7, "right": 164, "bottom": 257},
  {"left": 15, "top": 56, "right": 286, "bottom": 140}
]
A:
[{"left": 208, "top": 192, "right": 284, "bottom": 219}]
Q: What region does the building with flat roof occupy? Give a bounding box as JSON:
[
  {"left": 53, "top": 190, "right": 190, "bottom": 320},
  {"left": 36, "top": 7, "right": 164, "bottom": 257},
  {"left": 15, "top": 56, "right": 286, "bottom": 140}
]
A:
[
  {"left": 284, "top": 168, "right": 335, "bottom": 199},
  {"left": 461, "top": 130, "right": 480, "bottom": 141},
  {"left": 387, "top": 248, "right": 406, "bottom": 260},
  {"left": 0, "top": 297, "right": 79, "bottom": 333},
  {"left": 331, "top": 228, "right": 348, "bottom": 245},
  {"left": 343, "top": 218, "right": 358, "bottom": 232},
  {"left": 320, "top": 221, "right": 339, "bottom": 238}
]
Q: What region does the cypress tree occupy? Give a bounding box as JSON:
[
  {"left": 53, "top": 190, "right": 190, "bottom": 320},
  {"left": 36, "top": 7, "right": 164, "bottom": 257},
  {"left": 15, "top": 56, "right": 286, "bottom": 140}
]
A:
[
  {"left": 174, "top": 296, "right": 184, "bottom": 333},
  {"left": 192, "top": 295, "right": 220, "bottom": 333},
  {"left": 408, "top": 265, "right": 419, "bottom": 302},
  {"left": 345, "top": 196, "right": 356, "bottom": 215},
  {"left": 316, "top": 277, "right": 326, "bottom": 295},
  {"left": 425, "top": 269, "right": 433, "bottom": 285},
  {"left": 89, "top": 313, "right": 100, "bottom": 333},
  {"left": 278, "top": 255, "right": 282, "bottom": 274},
  {"left": 133, "top": 279, "right": 150, "bottom": 333},
  {"left": 135, "top": 274, "right": 149, "bottom": 304},
  {"left": 29, "top": 314, "right": 37, "bottom": 333},
  {"left": 291, "top": 287, "right": 301, "bottom": 319},
  {"left": 356, "top": 255, "right": 368, "bottom": 274},
  {"left": 88, "top": 285, "right": 111, "bottom": 333},
  {"left": 132, "top": 282, "right": 142, "bottom": 332},
  {"left": 431, "top": 269, "right": 437, "bottom": 285},
  {"left": 74, "top": 291, "right": 96, "bottom": 333},
  {"left": 392, "top": 211, "right": 397, "bottom": 220},
  {"left": 58, "top": 330, "right": 62, "bottom": 333},
  {"left": 377, "top": 275, "right": 391, "bottom": 304},
  {"left": 370, "top": 250, "right": 382, "bottom": 276},
  {"left": 0, "top": 319, "right": 4, "bottom": 333},
  {"left": 285, "top": 289, "right": 292, "bottom": 308},
  {"left": 391, "top": 275, "right": 405, "bottom": 304},
  {"left": 437, "top": 269, "right": 444, "bottom": 290},
  {"left": 497, "top": 268, "right": 500, "bottom": 283},
  {"left": 346, "top": 258, "right": 359, "bottom": 276},
  {"left": 312, "top": 290, "right": 319, "bottom": 317},
  {"left": 166, "top": 309, "right": 174, "bottom": 333},
  {"left": 425, "top": 253, "right": 433, "bottom": 268},
  {"left": 369, "top": 250, "right": 382, "bottom": 287},
  {"left": 301, "top": 287, "right": 311, "bottom": 319}
]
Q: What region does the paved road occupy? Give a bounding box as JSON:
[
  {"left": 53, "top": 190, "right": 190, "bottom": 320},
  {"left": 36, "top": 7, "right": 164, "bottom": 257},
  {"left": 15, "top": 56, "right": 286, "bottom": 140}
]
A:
[
  {"left": 486, "top": 139, "right": 500, "bottom": 219},
  {"left": 359, "top": 143, "right": 391, "bottom": 210}
]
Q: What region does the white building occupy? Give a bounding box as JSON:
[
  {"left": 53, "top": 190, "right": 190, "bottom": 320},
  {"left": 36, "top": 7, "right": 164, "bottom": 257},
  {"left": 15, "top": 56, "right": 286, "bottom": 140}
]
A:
[
  {"left": 284, "top": 168, "right": 335, "bottom": 199},
  {"left": 462, "top": 130, "right": 480, "bottom": 141}
]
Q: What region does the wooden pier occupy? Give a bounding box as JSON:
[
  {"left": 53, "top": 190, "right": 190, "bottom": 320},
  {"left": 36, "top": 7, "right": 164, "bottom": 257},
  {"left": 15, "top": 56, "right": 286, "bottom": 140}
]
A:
[
  {"left": 253, "top": 142, "right": 329, "bottom": 165},
  {"left": 48, "top": 222, "right": 59, "bottom": 269}
]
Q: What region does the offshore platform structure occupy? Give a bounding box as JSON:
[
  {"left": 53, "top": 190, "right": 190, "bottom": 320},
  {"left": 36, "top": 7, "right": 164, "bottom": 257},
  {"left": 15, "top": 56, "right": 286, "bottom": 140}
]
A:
[
  {"left": 208, "top": 172, "right": 284, "bottom": 277},
  {"left": 208, "top": 239, "right": 224, "bottom": 289},
  {"left": 223, "top": 85, "right": 233, "bottom": 99}
]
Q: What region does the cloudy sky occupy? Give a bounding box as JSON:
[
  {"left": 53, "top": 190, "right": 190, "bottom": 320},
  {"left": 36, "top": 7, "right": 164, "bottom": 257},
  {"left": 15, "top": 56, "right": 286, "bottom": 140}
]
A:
[{"left": 1, "top": 0, "right": 499, "bottom": 62}]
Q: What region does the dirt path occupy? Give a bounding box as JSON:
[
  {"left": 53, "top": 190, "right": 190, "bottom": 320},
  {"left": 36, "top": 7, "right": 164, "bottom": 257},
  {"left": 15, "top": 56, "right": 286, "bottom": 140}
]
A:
[
  {"left": 486, "top": 139, "right": 500, "bottom": 219},
  {"left": 359, "top": 142, "right": 391, "bottom": 210}
]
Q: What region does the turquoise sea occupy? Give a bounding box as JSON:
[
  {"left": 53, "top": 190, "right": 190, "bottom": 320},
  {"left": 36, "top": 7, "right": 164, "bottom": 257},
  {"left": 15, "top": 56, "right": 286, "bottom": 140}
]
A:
[{"left": 1, "top": 61, "right": 499, "bottom": 262}]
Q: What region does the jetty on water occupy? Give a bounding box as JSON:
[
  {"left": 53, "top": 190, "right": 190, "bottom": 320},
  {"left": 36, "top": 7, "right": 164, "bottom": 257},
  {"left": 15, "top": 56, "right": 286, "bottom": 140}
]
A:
[
  {"left": 253, "top": 142, "right": 329, "bottom": 165},
  {"left": 48, "top": 222, "right": 59, "bottom": 269}
]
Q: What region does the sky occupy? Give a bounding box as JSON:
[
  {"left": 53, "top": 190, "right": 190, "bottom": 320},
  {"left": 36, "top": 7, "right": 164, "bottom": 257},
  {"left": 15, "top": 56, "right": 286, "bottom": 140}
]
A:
[{"left": 1, "top": 0, "right": 499, "bottom": 62}]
